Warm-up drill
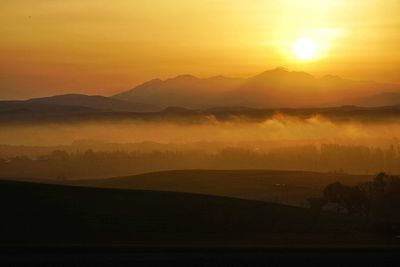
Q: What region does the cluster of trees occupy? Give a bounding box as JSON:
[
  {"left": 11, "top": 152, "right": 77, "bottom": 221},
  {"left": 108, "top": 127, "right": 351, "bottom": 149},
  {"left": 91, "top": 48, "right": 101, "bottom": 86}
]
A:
[
  {"left": 0, "top": 144, "right": 399, "bottom": 179},
  {"left": 309, "top": 173, "right": 400, "bottom": 235}
]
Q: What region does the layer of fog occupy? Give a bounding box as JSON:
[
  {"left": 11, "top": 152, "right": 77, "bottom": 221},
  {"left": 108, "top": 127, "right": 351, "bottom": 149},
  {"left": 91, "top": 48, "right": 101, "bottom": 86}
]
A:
[{"left": 0, "top": 114, "right": 399, "bottom": 148}]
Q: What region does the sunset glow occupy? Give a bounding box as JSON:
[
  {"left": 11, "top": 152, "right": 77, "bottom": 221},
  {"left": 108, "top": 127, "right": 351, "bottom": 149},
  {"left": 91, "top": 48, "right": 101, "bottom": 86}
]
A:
[{"left": 0, "top": 0, "right": 399, "bottom": 99}]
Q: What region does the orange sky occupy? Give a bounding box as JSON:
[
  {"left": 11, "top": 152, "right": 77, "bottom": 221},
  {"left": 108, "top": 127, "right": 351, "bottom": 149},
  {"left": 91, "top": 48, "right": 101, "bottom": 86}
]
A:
[{"left": 0, "top": 0, "right": 399, "bottom": 99}]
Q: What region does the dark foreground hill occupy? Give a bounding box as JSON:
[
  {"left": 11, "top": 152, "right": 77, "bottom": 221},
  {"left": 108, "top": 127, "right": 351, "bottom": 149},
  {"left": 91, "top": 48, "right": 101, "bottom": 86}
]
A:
[
  {"left": 73, "top": 169, "right": 372, "bottom": 206},
  {"left": 1, "top": 180, "right": 398, "bottom": 247}
]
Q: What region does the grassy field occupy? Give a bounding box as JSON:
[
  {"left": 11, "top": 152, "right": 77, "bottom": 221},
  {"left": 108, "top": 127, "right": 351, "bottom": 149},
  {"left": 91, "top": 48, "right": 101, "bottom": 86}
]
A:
[
  {"left": 1, "top": 179, "right": 398, "bottom": 247},
  {"left": 72, "top": 169, "right": 372, "bottom": 206}
]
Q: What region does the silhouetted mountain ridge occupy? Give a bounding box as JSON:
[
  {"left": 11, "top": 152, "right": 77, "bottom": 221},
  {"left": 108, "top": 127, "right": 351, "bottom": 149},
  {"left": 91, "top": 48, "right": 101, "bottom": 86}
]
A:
[{"left": 114, "top": 68, "right": 400, "bottom": 109}]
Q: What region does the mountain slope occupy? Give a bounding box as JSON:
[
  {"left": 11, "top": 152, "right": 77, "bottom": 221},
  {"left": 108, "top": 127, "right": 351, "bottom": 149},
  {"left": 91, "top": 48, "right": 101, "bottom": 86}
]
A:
[{"left": 114, "top": 75, "right": 245, "bottom": 108}]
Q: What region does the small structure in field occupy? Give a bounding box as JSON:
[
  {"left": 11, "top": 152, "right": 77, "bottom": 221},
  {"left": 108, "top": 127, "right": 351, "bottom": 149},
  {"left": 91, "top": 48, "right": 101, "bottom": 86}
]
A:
[{"left": 322, "top": 202, "right": 348, "bottom": 214}]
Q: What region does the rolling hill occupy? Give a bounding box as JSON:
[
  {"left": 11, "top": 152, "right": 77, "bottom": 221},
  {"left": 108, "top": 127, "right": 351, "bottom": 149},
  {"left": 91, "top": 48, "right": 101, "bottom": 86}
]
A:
[{"left": 0, "top": 179, "right": 383, "bottom": 247}]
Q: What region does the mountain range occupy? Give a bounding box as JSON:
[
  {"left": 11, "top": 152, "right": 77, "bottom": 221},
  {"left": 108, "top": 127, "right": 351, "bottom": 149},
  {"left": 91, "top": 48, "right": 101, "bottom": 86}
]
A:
[
  {"left": 1, "top": 68, "right": 400, "bottom": 113},
  {"left": 114, "top": 68, "right": 400, "bottom": 109}
]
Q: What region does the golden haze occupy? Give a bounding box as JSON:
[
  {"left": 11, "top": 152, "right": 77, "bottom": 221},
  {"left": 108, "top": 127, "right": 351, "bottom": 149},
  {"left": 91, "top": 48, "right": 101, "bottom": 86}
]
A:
[{"left": 0, "top": 0, "right": 399, "bottom": 99}]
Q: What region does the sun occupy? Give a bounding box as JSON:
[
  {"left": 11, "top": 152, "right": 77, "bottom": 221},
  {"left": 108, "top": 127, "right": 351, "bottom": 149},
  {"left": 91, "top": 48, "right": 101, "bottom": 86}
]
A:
[{"left": 292, "top": 38, "right": 317, "bottom": 60}]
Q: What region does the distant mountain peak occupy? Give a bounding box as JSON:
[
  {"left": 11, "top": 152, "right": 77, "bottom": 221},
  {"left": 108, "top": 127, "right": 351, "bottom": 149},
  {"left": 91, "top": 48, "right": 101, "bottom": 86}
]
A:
[
  {"left": 140, "top": 78, "right": 163, "bottom": 87},
  {"left": 161, "top": 74, "right": 200, "bottom": 84},
  {"left": 256, "top": 67, "right": 289, "bottom": 76},
  {"left": 272, "top": 66, "right": 289, "bottom": 72},
  {"left": 173, "top": 74, "right": 198, "bottom": 80},
  {"left": 249, "top": 68, "right": 315, "bottom": 83},
  {"left": 207, "top": 75, "right": 233, "bottom": 81}
]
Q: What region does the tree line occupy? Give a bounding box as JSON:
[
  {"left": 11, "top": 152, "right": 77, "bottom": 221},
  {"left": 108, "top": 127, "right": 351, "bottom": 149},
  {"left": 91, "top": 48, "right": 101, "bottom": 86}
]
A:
[{"left": 0, "top": 144, "right": 399, "bottom": 179}]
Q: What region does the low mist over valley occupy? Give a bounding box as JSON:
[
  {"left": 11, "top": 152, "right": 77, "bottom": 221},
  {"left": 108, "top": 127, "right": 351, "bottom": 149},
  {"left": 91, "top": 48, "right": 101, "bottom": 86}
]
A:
[{"left": 1, "top": 69, "right": 400, "bottom": 179}]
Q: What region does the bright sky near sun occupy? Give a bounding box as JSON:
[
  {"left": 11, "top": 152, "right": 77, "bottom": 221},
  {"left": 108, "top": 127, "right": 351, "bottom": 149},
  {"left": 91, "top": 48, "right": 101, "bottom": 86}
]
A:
[{"left": 0, "top": 0, "right": 399, "bottom": 99}]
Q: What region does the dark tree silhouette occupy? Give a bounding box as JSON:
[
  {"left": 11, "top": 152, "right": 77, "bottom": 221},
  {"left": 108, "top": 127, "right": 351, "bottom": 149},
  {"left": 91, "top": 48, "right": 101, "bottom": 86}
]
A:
[{"left": 321, "top": 173, "right": 400, "bottom": 235}]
